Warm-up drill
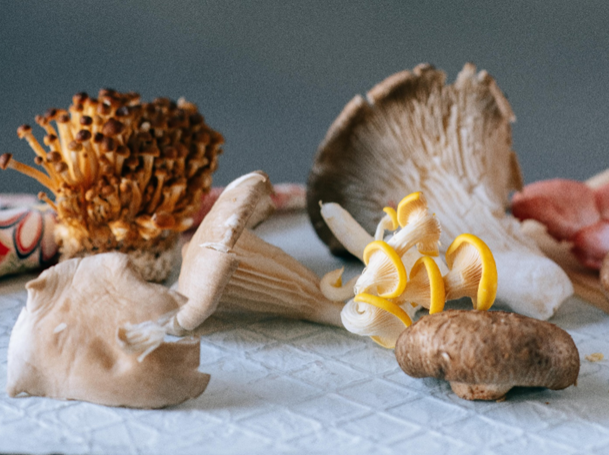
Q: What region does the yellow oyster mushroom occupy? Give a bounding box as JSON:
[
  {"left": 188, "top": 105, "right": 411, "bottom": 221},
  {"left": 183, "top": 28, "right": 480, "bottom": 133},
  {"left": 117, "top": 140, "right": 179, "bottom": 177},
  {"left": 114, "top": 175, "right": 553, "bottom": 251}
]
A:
[
  {"left": 396, "top": 256, "right": 446, "bottom": 314},
  {"left": 443, "top": 233, "right": 498, "bottom": 311},
  {"left": 357, "top": 240, "right": 408, "bottom": 298},
  {"left": 374, "top": 207, "right": 399, "bottom": 240},
  {"left": 341, "top": 293, "right": 413, "bottom": 348}
]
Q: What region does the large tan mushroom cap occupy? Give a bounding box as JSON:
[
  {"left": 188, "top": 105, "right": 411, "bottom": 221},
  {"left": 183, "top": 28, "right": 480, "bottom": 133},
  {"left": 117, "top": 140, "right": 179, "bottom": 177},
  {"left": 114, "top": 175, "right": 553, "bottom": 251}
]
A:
[
  {"left": 308, "top": 63, "right": 573, "bottom": 319},
  {"left": 176, "top": 171, "right": 344, "bottom": 333},
  {"left": 395, "top": 310, "right": 579, "bottom": 401},
  {"left": 7, "top": 253, "right": 210, "bottom": 409}
]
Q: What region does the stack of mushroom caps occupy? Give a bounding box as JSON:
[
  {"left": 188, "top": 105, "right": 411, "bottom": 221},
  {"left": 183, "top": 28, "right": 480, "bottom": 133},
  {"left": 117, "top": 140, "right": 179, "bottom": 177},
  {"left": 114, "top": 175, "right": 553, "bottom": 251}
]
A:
[
  {"left": 307, "top": 63, "right": 573, "bottom": 319},
  {"left": 0, "top": 89, "right": 223, "bottom": 281}
]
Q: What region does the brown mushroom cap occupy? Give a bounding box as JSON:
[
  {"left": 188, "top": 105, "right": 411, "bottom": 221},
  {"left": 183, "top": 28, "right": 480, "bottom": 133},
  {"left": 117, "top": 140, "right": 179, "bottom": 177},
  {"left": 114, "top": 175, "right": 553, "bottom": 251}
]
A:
[
  {"left": 395, "top": 310, "right": 579, "bottom": 401},
  {"left": 307, "top": 63, "right": 522, "bottom": 256}
]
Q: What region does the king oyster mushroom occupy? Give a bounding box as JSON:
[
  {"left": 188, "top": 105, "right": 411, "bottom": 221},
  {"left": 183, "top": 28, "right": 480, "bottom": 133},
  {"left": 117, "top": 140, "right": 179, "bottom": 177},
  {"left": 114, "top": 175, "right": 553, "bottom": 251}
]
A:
[
  {"left": 6, "top": 252, "right": 210, "bottom": 408},
  {"left": 307, "top": 63, "right": 573, "bottom": 319},
  {"left": 174, "top": 171, "right": 344, "bottom": 333},
  {"left": 395, "top": 310, "right": 580, "bottom": 400}
]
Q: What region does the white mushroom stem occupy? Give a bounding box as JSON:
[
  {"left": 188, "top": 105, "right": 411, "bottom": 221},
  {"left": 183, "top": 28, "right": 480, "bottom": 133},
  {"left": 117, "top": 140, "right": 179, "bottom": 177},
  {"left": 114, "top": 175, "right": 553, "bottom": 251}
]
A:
[
  {"left": 320, "top": 202, "right": 373, "bottom": 261},
  {"left": 320, "top": 267, "right": 359, "bottom": 302},
  {"left": 218, "top": 229, "right": 345, "bottom": 327}
]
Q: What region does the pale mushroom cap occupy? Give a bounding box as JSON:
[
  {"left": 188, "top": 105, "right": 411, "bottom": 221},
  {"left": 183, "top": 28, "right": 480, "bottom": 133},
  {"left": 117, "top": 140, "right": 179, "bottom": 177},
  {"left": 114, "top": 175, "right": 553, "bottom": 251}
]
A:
[
  {"left": 395, "top": 310, "right": 579, "bottom": 400},
  {"left": 6, "top": 253, "right": 210, "bottom": 408},
  {"left": 308, "top": 63, "right": 520, "bottom": 255}
]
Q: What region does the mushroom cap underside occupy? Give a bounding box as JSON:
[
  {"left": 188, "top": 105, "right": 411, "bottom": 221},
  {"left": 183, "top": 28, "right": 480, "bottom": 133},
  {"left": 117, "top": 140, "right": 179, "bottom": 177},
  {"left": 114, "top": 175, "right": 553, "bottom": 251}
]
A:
[
  {"left": 307, "top": 63, "right": 522, "bottom": 255},
  {"left": 395, "top": 310, "right": 579, "bottom": 393}
]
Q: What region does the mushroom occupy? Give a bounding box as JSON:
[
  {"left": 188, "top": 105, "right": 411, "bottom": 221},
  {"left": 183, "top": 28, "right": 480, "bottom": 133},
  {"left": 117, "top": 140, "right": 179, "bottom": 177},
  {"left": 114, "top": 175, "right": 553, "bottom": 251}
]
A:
[
  {"left": 174, "top": 171, "right": 344, "bottom": 333},
  {"left": 6, "top": 253, "right": 210, "bottom": 408},
  {"left": 395, "top": 310, "right": 580, "bottom": 400},
  {"left": 442, "top": 233, "right": 497, "bottom": 311},
  {"left": 341, "top": 293, "right": 414, "bottom": 348},
  {"left": 1, "top": 89, "right": 223, "bottom": 282},
  {"left": 395, "top": 256, "right": 445, "bottom": 314},
  {"left": 307, "top": 63, "right": 573, "bottom": 319}
]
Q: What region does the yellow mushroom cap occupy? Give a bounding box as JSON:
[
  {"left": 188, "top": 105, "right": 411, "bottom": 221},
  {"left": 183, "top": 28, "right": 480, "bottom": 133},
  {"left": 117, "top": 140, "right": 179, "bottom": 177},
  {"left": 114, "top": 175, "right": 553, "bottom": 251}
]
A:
[
  {"left": 444, "top": 233, "right": 497, "bottom": 311},
  {"left": 361, "top": 240, "right": 408, "bottom": 298},
  {"left": 397, "top": 191, "right": 427, "bottom": 227},
  {"left": 374, "top": 207, "right": 400, "bottom": 241},
  {"left": 399, "top": 256, "right": 446, "bottom": 314},
  {"left": 383, "top": 207, "right": 399, "bottom": 230},
  {"left": 353, "top": 293, "right": 412, "bottom": 348}
]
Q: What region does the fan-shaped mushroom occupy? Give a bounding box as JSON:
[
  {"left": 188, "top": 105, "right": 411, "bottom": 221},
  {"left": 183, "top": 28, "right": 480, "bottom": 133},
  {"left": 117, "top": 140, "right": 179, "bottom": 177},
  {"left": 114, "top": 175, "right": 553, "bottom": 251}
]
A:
[
  {"left": 6, "top": 253, "right": 210, "bottom": 408},
  {"left": 307, "top": 63, "right": 573, "bottom": 319},
  {"left": 175, "top": 171, "right": 344, "bottom": 333},
  {"left": 395, "top": 310, "right": 579, "bottom": 400}
]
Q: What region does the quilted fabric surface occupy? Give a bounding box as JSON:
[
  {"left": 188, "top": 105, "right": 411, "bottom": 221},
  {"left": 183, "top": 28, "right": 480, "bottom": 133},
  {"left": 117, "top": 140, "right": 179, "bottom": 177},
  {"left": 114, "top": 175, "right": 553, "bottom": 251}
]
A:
[{"left": 1, "top": 212, "right": 608, "bottom": 455}]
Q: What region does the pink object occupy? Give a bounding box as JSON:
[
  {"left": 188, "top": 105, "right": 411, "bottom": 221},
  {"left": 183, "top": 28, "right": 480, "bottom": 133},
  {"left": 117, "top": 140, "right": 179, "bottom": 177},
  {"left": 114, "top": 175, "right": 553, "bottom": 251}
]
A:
[{"left": 511, "top": 179, "right": 609, "bottom": 270}]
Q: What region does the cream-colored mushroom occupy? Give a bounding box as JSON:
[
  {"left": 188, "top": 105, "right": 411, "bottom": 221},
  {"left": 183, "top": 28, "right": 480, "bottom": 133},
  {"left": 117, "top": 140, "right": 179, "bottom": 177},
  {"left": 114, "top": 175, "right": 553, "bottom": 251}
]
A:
[
  {"left": 341, "top": 293, "right": 415, "bottom": 349},
  {"left": 175, "top": 171, "right": 344, "bottom": 333},
  {"left": 354, "top": 193, "right": 440, "bottom": 297},
  {"left": 307, "top": 63, "right": 573, "bottom": 319},
  {"left": 6, "top": 253, "right": 210, "bottom": 409},
  {"left": 320, "top": 267, "right": 359, "bottom": 302}
]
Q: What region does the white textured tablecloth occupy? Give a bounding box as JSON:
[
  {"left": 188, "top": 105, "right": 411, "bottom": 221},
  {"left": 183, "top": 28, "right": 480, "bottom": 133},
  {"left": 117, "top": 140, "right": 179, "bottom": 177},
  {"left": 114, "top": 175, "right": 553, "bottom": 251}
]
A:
[{"left": 1, "top": 212, "right": 609, "bottom": 455}]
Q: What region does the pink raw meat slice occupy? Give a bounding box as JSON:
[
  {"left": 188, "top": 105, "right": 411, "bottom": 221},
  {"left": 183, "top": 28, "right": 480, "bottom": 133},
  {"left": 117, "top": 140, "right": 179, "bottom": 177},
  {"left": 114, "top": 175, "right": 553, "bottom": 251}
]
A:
[
  {"left": 572, "top": 220, "right": 609, "bottom": 269},
  {"left": 594, "top": 182, "right": 609, "bottom": 220},
  {"left": 512, "top": 179, "right": 600, "bottom": 240}
]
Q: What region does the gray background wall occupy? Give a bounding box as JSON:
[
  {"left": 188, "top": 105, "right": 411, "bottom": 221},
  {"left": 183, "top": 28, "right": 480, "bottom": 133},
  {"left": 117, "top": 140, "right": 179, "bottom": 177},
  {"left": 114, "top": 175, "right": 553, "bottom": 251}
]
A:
[{"left": 0, "top": 1, "right": 607, "bottom": 194}]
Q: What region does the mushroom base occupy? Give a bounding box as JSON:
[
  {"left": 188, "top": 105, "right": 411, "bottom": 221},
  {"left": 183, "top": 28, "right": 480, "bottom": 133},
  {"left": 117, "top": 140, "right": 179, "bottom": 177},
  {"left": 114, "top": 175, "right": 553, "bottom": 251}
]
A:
[
  {"left": 449, "top": 382, "right": 512, "bottom": 401},
  {"left": 58, "top": 232, "right": 179, "bottom": 282}
]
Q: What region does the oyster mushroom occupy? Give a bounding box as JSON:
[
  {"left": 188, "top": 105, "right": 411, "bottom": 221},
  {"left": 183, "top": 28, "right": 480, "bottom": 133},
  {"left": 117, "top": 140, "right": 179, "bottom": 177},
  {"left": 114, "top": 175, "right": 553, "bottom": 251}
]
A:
[
  {"left": 6, "top": 253, "right": 210, "bottom": 408},
  {"left": 175, "top": 171, "right": 344, "bottom": 333},
  {"left": 395, "top": 310, "right": 579, "bottom": 400},
  {"left": 395, "top": 256, "right": 445, "bottom": 314},
  {"left": 307, "top": 63, "right": 573, "bottom": 319},
  {"left": 341, "top": 293, "right": 415, "bottom": 349},
  {"left": 443, "top": 233, "right": 497, "bottom": 311}
]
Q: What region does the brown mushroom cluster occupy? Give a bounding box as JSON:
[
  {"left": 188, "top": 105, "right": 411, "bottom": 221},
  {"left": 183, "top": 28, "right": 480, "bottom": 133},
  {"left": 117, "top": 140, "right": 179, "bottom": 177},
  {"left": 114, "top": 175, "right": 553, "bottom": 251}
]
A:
[{"left": 0, "top": 89, "right": 223, "bottom": 281}]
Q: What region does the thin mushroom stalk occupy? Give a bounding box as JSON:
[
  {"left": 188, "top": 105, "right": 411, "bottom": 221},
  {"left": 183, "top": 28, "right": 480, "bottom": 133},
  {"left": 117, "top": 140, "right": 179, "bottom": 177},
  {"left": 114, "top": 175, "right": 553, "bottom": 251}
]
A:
[{"left": 174, "top": 171, "right": 345, "bottom": 334}]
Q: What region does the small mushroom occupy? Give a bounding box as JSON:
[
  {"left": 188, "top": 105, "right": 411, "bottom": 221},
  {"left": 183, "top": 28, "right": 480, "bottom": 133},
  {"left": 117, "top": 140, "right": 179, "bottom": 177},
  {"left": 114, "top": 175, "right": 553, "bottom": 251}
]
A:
[
  {"left": 307, "top": 63, "right": 573, "bottom": 319},
  {"left": 175, "top": 171, "right": 344, "bottom": 333},
  {"left": 6, "top": 253, "right": 210, "bottom": 408},
  {"left": 395, "top": 310, "right": 579, "bottom": 400},
  {"left": 341, "top": 293, "right": 414, "bottom": 348},
  {"left": 443, "top": 233, "right": 498, "bottom": 311},
  {"left": 395, "top": 256, "right": 446, "bottom": 314}
]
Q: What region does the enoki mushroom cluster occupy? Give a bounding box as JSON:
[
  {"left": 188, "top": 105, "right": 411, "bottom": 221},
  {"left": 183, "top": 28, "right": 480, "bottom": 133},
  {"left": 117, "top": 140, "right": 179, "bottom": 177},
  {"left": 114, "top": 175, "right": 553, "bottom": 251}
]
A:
[
  {"left": 0, "top": 90, "right": 223, "bottom": 280},
  {"left": 320, "top": 191, "right": 498, "bottom": 348}
]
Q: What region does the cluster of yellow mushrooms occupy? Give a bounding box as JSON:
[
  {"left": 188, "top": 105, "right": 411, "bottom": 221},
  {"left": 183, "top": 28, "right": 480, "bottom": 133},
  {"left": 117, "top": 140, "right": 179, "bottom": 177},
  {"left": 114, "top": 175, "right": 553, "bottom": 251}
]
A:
[{"left": 319, "top": 191, "right": 498, "bottom": 348}]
